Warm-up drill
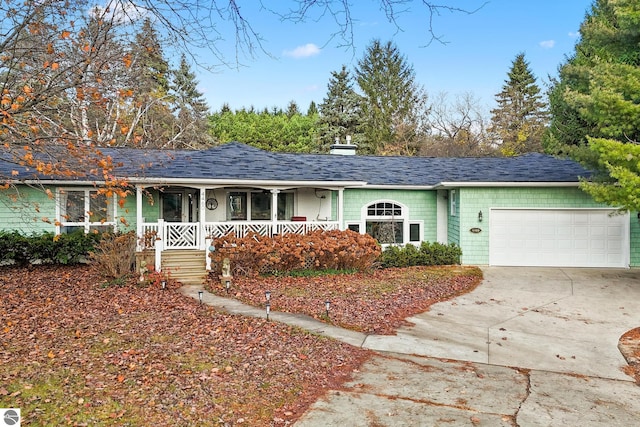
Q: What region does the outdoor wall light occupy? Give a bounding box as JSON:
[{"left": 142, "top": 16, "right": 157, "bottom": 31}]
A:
[
  {"left": 478, "top": 211, "right": 483, "bottom": 222},
  {"left": 266, "top": 301, "right": 271, "bottom": 321},
  {"left": 198, "top": 290, "right": 203, "bottom": 304},
  {"left": 265, "top": 290, "right": 271, "bottom": 302},
  {"left": 325, "top": 300, "right": 331, "bottom": 317}
]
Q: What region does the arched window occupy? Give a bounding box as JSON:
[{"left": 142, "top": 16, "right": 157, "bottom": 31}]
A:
[{"left": 365, "top": 201, "right": 405, "bottom": 244}]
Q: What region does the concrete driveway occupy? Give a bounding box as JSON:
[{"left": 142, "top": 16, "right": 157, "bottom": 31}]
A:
[
  {"left": 364, "top": 267, "right": 640, "bottom": 381},
  {"left": 295, "top": 267, "right": 640, "bottom": 426}
]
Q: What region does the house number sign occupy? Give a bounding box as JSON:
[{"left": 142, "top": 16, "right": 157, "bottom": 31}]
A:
[{"left": 469, "top": 227, "right": 482, "bottom": 234}]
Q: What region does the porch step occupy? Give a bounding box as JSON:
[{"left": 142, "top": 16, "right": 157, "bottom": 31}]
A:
[{"left": 162, "top": 250, "right": 208, "bottom": 285}]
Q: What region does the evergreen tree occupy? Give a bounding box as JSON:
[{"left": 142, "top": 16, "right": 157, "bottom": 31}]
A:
[
  {"left": 489, "top": 53, "right": 547, "bottom": 155},
  {"left": 129, "top": 18, "right": 174, "bottom": 147},
  {"left": 306, "top": 101, "right": 318, "bottom": 116},
  {"left": 170, "top": 54, "right": 213, "bottom": 148},
  {"left": 545, "top": 0, "right": 640, "bottom": 161},
  {"left": 544, "top": 0, "right": 640, "bottom": 211},
  {"left": 355, "top": 40, "right": 427, "bottom": 155},
  {"left": 286, "top": 100, "right": 300, "bottom": 118},
  {"left": 317, "top": 65, "right": 363, "bottom": 153}
]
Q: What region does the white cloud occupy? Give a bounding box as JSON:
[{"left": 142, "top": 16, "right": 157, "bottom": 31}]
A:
[
  {"left": 283, "top": 43, "right": 321, "bottom": 59},
  {"left": 539, "top": 40, "right": 556, "bottom": 49},
  {"left": 568, "top": 31, "right": 580, "bottom": 38}
]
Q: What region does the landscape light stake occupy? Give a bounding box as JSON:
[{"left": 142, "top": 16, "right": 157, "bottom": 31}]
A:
[
  {"left": 325, "top": 300, "right": 330, "bottom": 318},
  {"left": 198, "top": 290, "right": 203, "bottom": 305},
  {"left": 225, "top": 279, "right": 231, "bottom": 294},
  {"left": 266, "top": 301, "right": 271, "bottom": 321},
  {"left": 265, "top": 290, "right": 271, "bottom": 302},
  {"left": 161, "top": 280, "right": 166, "bottom": 290}
]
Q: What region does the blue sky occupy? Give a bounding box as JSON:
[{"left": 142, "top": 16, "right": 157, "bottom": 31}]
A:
[{"left": 195, "top": 0, "right": 594, "bottom": 114}]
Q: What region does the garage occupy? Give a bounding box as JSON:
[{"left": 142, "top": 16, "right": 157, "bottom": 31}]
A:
[{"left": 489, "top": 209, "right": 629, "bottom": 268}]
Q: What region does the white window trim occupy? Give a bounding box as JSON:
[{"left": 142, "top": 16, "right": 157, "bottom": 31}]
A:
[
  {"left": 408, "top": 220, "right": 424, "bottom": 244},
  {"left": 55, "top": 188, "right": 117, "bottom": 234}
]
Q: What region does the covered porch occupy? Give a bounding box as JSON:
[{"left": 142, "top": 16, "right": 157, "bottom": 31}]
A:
[{"left": 134, "top": 182, "right": 351, "bottom": 253}]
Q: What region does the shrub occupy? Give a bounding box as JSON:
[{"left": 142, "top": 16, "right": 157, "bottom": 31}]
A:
[
  {"left": 380, "top": 241, "right": 462, "bottom": 268},
  {"left": 209, "top": 229, "right": 381, "bottom": 276},
  {"left": 88, "top": 231, "right": 136, "bottom": 280},
  {"left": 0, "top": 230, "right": 101, "bottom": 266}
]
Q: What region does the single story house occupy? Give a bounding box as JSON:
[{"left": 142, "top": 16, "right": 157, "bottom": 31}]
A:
[{"left": 1, "top": 142, "right": 638, "bottom": 280}]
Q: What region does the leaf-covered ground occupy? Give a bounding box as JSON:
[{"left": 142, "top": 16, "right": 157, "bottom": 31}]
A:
[
  {"left": 1, "top": 265, "right": 482, "bottom": 425},
  {"left": 205, "top": 266, "right": 483, "bottom": 335},
  {"left": 0, "top": 265, "right": 371, "bottom": 426}
]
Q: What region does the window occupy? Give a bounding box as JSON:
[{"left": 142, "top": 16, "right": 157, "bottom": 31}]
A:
[
  {"left": 227, "top": 190, "right": 294, "bottom": 221},
  {"left": 347, "top": 223, "right": 360, "bottom": 233},
  {"left": 58, "top": 189, "right": 115, "bottom": 233},
  {"left": 364, "top": 201, "right": 405, "bottom": 245},
  {"left": 366, "top": 220, "right": 403, "bottom": 244},
  {"left": 409, "top": 223, "right": 421, "bottom": 242},
  {"left": 227, "top": 192, "right": 247, "bottom": 220},
  {"left": 450, "top": 190, "right": 457, "bottom": 216}
]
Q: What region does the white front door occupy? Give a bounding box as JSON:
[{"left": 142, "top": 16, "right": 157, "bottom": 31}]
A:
[{"left": 489, "top": 209, "right": 629, "bottom": 268}]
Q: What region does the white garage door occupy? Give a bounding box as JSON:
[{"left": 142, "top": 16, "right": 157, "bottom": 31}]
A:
[{"left": 489, "top": 209, "right": 628, "bottom": 267}]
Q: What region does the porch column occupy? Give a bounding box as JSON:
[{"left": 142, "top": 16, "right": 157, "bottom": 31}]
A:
[
  {"left": 199, "top": 187, "right": 206, "bottom": 249},
  {"left": 136, "top": 185, "right": 143, "bottom": 251},
  {"left": 338, "top": 188, "right": 344, "bottom": 230},
  {"left": 271, "top": 189, "right": 280, "bottom": 236}
]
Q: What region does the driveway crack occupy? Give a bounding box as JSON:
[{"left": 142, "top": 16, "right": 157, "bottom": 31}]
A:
[{"left": 513, "top": 368, "right": 531, "bottom": 427}]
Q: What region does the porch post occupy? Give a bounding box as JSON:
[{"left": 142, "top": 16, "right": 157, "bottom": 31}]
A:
[
  {"left": 155, "top": 220, "right": 164, "bottom": 272},
  {"left": 136, "top": 185, "right": 143, "bottom": 251},
  {"left": 271, "top": 189, "right": 280, "bottom": 236},
  {"left": 337, "top": 188, "right": 345, "bottom": 230},
  {"left": 199, "top": 187, "right": 206, "bottom": 249}
]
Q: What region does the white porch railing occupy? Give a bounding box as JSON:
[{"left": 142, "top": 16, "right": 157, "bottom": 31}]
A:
[{"left": 138, "top": 220, "right": 340, "bottom": 250}]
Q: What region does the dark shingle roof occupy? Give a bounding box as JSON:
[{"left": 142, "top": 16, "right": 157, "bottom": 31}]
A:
[{"left": 1, "top": 142, "right": 591, "bottom": 186}]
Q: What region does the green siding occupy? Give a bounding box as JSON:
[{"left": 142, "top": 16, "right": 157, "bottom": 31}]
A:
[
  {"left": 343, "top": 189, "right": 437, "bottom": 242},
  {"left": 447, "top": 190, "right": 460, "bottom": 246},
  {"left": 0, "top": 185, "right": 57, "bottom": 234},
  {"left": 458, "top": 187, "right": 639, "bottom": 266}
]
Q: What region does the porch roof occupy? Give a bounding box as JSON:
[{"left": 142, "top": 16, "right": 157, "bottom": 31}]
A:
[{"left": 1, "top": 142, "right": 591, "bottom": 187}]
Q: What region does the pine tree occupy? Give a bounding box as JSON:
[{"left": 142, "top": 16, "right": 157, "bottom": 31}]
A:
[
  {"left": 489, "top": 53, "right": 547, "bottom": 155},
  {"left": 170, "top": 54, "right": 213, "bottom": 148},
  {"left": 317, "top": 65, "right": 363, "bottom": 153},
  {"left": 128, "top": 18, "right": 174, "bottom": 147},
  {"left": 306, "top": 101, "right": 318, "bottom": 116},
  {"left": 286, "top": 100, "right": 300, "bottom": 118},
  {"left": 545, "top": 0, "right": 640, "bottom": 161},
  {"left": 545, "top": 0, "right": 640, "bottom": 211},
  {"left": 355, "top": 40, "right": 427, "bottom": 155}
]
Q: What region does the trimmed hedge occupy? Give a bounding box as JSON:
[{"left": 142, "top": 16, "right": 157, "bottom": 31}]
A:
[
  {"left": 0, "top": 230, "right": 101, "bottom": 266},
  {"left": 380, "top": 241, "right": 462, "bottom": 268}
]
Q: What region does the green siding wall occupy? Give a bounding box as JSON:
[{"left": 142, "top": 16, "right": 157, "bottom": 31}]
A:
[
  {"left": 343, "top": 189, "right": 437, "bottom": 242},
  {"left": 458, "top": 186, "right": 640, "bottom": 266},
  {"left": 0, "top": 186, "right": 57, "bottom": 234},
  {"left": 447, "top": 190, "right": 460, "bottom": 246}
]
